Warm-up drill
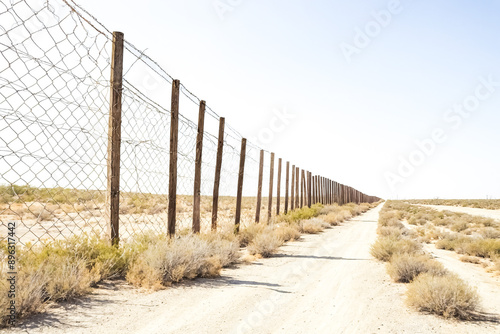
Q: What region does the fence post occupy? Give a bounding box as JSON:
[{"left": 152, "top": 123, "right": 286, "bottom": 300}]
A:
[
  {"left": 255, "top": 150, "right": 264, "bottom": 223},
  {"left": 290, "top": 164, "right": 295, "bottom": 211},
  {"left": 328, "top": 179, "right": 331, "bottom": 205},
  {"left": 315, "top": 176, "right": 318, "bottom": 204},
  {"left": 285, "top": 161, "right": 290, "bottom": 213},
  {"left": 295, "top": 167, "right": 300, "bottom": 208},
  {"left": 168, "top": 79, "right": 180, "bottom": 237},
  {"left": 235, "top": 138, "right": 247, "bottom": 233},
  {"left": 307, "top": 171, "right": 312, "bottom": 208},
  {"left": 267, "top": 152, "right": 275, "bottom": 223},
  {"left": 192, "top": 100, "right": 205, "bottom": 233},
  {"left": 276, "top": 158, "right": 282, "bottom": 215},
  {"left": 311, "top": 175, "right": 315, "bottom": 204},
  {"left": 300, "top": 169, "right": 305, "bottom": 208},
  {"left": 211, "top": 117, "right": 225, "bottom": 231},
  {"left": 106, "top": 31, "right": 124, "bottom": 246}
]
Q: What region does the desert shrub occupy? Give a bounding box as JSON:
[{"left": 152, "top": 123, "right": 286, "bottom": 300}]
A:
[
  {"left": 461, "top": 239, "right": 500, "bottom": 258},
  {"left": 377, "top": 226, "right": 405, "bottom": 239},
  {"left": 238, "top": 224, "right": 267, "bottom": 247},
  {"left": 435, "top": 234, "right": 469, "bottom": 252},
  {"left": 387, "top": 254, "right": 448, "bottom": 283},
  {"left": 406, "top": 273, "right": 480, "bottom": 319},
  {"left": 126, "top": 235, "right": 239, "bottom": 289},
  {"left": 322, "top": 212, "right": 343, "bottom": 225},
  {"left": 299, "top": 218, "right": 329, "bottom": 234},
  {"left": 274, "top": 224, "right": 301, "bottom": 242},
  {"left": 451, "top": 221, "right": 469, "bottom": 232},
  {"left": 199, "top": 232, "right": 240, "bottom": 267},
  {"left": 479, "top": 227, "right": 500, "bottom": 239},
  {"left": 370, "top": 237, "right": 422, "bottom": 262},
  {"left": 277, "top": 204, "right": 322, "bottom": 224},
  {"left": 247, "top": 231, "right": 283, "bottom": 258}
]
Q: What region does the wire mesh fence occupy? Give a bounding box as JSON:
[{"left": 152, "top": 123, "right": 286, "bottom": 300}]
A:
[{"left": 0, "top": 0, "right": 380, "bottom": 249}]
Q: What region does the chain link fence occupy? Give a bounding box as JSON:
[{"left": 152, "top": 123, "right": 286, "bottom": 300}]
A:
[{"left": 0, "top": 0, "right": 379, "bottom": 249}]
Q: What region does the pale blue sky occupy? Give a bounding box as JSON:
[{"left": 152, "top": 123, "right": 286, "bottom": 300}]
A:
[{"left": 80, "top": 0, "right": 500, "bottom": 199}]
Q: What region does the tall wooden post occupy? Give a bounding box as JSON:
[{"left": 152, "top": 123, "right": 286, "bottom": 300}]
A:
[
  {"left": 300, "top": 170, "right": 305, "bottom": 208},
  {"left": 211, "top": 117, "right": 225, "bottom": 230},
  {"left": 255, "top": 150, "right": 264, "bottom": 223},
  {"left": 307, "top": 171, "right": 312, "bottom": 208},
  {"left": 192, "top": 100, "right": 205, "bottom": 233},
  {"left": 276, "top": 158, "right": 282, "bottom": 215},
  {"left": 311, "top": 175, "right": 316, "bottom": 204},
  {"left": 235, "top": 138, "right": 247, "bottom": 232},
  {"left": 168, "top": 79, "right": 180, "bottom": 237},
  {"left": 285, "top": 161, "right": 290, "bottom": 213},
  {"left": 290, "top": 164, "right": 295, "bottom": 211},
  {"left": 106, "top": 31, "right": 124, "bottom": 246},
  {"left": 295, "top": 167, "right": 300, "bottom": 208},
  {"left": 267, "top": 153, "right": 275, "bottom": 223}
]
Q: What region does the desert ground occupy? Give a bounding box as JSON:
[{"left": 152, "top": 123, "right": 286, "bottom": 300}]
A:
[{"left": 3, "top": 203, "right": 500, "bottom": 334}]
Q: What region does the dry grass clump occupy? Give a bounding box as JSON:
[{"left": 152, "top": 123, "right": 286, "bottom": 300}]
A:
[
  {"left": 238, "top": 223, "right": 267, "bottom": 247},
  {"left": 274, "top": 224, "right": 301, "bottom": 242},
  {"left": 479, "top": 227, "right": 500, "bottom": 239},
  {"left": 387, "top": 254, "right": 448, "bottom": 283},
  {"left": 406, "top": 273, "right": 480, "bottom": 319},
  {"left": 247, "top": 230, "right": 284, "bottom": 258},
  {"left": 299, "top": 218, "right": 329, "bottom": 234},
  {"left": 370, "top": 237, "right": 422, "bottom": 262},
  {"left": 322, "top": 212, "right": 344, "bottom": 225},
  {"left": 276, "top": 204, "right": 323, "bottom": 224},
  {"left": 126, "top": 234, "right": 240, "bottom": 289},
  {"left": 436, "top": 235, "right": 500, "bottom": 258},
  {"left": 0, "top": 236, "right": 129, "bottom": 327}
]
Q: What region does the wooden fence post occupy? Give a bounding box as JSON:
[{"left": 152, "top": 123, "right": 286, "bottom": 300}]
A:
[
  {"left": 267, "top": 152, "right": 275, "bottom": 223},
  {"left": 300, "top": 169, "right": 305, "bottom": 208},
  {"left": 295, "top": 167, "right": 300, "bottom": 208},
  {"left": 235, "top": 138, "right": 247, "bottom": 233},
  {"left": 211, "top": 117, "right": 225, "bottom": 231},
  {"left": 307, "top": 171, "right": 312, "bottom": 208},
  {"left": 276, "top": 158, "right": 282, "bottom": 215},
  {"left": 291, "top": 165, "right": 295, "bottom": 211},
  {"left": 168, "top": 79, "right": 180, "bottom": 237},
  {"left": 311, "top": 175, "right": 316, "bottom": 204},
  {"left": 328, "top": 179, "right": 331, "bottom": 205},
  {"left": 255, "top": 150, "right": 264, "bottom": 222},
  {"left": 106, "top": 31, "right": 124, "bottom": 246},
  {"left": 285, "top": 161, "right": 290, "bottom": 213},
  {"left": 192, "top": 100, "right": 205, "bottom": 233},
  {"left": 315, "top": 176, "right": 319, "bottom": 204}
]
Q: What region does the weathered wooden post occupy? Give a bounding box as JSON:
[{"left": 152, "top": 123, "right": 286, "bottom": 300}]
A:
[
  {"left": 211, "top": 117, "right": 225, "bottom": 230},
  {"left": 255, "top": 150, "right": 264, "bottom": 222},
  {"left": 192, "top": 100, "right": 205, "bottom": 233},
  {"left": 267, "top": 152, "right": 275, "bottom": 223},
  {"left": 235, "top": 138, "right": 247, "bottom": 232},
  {"left": 168, "top": 79, "right": 180, "bottom": 237},
  {"left": 106, "top": 31, "right": 124, "bottom": 246}
]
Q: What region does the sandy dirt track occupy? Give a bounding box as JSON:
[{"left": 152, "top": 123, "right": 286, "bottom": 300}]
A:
[{"left": 4, "top": 204, "right": 500, "bottom": 334}]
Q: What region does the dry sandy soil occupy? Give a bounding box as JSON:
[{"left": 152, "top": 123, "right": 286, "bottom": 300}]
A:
[{"left": 3, "top": 204, "right": 500, "bottom": 334}]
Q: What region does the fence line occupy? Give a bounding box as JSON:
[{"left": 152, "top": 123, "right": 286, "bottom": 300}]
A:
[{"left": 0, "top": 0, "right": 380, "bottom": 248}]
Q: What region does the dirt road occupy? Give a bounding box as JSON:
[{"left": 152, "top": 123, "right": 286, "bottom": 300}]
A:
[{"left": 5, "top": 204, "right": 499, "bottom": 334}]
